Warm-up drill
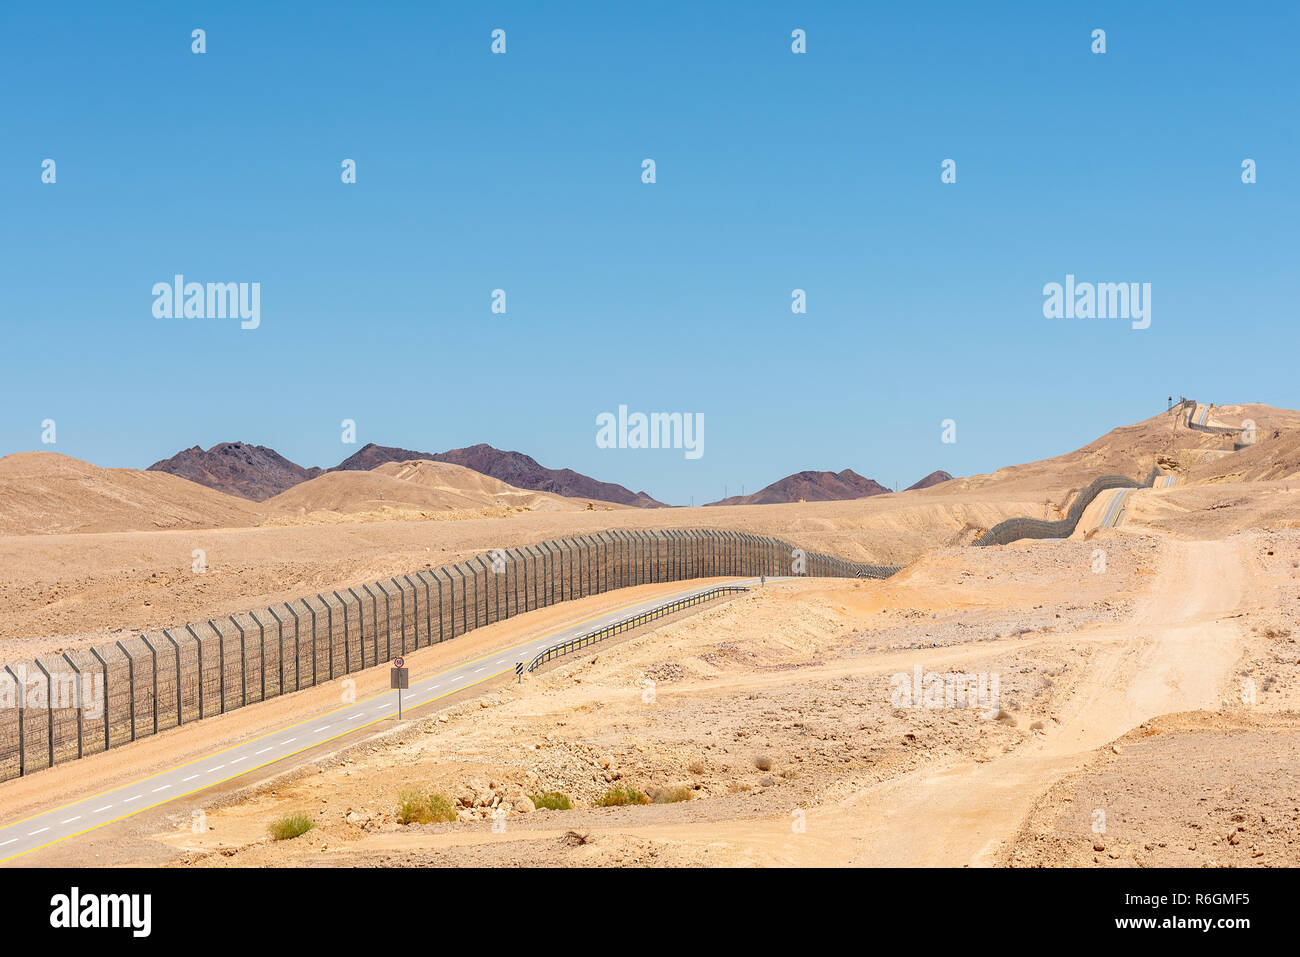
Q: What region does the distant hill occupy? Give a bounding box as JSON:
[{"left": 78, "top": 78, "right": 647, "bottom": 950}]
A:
[
  {"left": 151, "top": 441, "right": 666, "bottom": 507},
  {"left": 1, "top": 452, "right": 263, "bottom": 535},
  {"left": 263, "top": 459, "right": 591, "bottom": 518},
  {"left": 905, "top": 470, "right": 954, "bottom": 491},
  {"left": 427, "top": 444, "right": 664, "bottom": 508},
  {"left": 146, "top": 442, "right": 322, "bottom": 502},
  {"left": 705, "top": 469, "right": 891, "bottom": 506}
]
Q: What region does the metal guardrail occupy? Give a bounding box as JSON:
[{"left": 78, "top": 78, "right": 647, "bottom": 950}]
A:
[{"left": 524, "top": 585, "right": 749, "bottom": 675}]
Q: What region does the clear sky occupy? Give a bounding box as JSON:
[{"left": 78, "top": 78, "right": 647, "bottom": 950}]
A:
[{"left": 2, "top": 1, "right": 1295, "bottom": 505}]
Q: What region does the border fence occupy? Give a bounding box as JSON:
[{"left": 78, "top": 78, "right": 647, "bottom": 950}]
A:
[{"left": 0, "top": 527, "right": 900, "bottom": 782}]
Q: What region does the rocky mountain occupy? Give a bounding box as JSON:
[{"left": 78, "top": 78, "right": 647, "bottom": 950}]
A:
[
  {"left": 705, "top": 469, "right": 891, "bottom": 506},
  {"left": 905, "top": 470, "right": 954, "bottom": 491},
  {"left": 146, "top": 443, "right": 322, "bottom": 502},
  {"left": 426, "top": 444, "right": 664, "bottom": 508},
  {"left": 152, "top": 441, "right": 665, "bottom": 507}
]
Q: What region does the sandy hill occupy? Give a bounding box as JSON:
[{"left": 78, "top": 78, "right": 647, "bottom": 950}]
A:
[
  {"left": 262, "top": 459, "right": 598, "bottom": 520},
  {"left": 147, "top": 442, "right": 323, "bottom": 502},
  {"left": 0, "top": 451, "right": 263, "bottom": 536},
  {"left": 429, "top": 444, "right": 664, "bottom": 508},
  {"left": 335, "top": 443, "right": 666, "bottom": 507},
  {"left": 942, "top": 401, "right": 1300, "bottom": 497},
  {"left": 905, "top": 470, "right": 954, "bottom": 491}
]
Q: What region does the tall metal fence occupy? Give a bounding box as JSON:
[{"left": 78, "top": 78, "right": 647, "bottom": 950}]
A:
[
  {"left": 972, "top": 471, "right": 1157, "bottom": 547},
  {"left": 0, "top": 527, "right": 900, "bottom": 782}
]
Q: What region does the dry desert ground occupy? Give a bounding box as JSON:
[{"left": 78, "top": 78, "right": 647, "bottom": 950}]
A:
[{"left": 2, "top": 401, "right": 1299, "bottom": 867}]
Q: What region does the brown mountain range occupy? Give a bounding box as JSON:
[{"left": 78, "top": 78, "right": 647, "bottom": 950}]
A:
[
  {"left": 905, "top": 470, "right": 954, "bottom": 491},
  {"left": 705, "top": 469, "right": 892, "bottom": 506},
  {"left": 146, "top": 442, "right": 323, "bottom": 502},
  {"left": 149, "top": 441, "right": 664, "bottom": 507}
]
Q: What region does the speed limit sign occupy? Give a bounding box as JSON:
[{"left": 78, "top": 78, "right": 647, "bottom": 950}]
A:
[{"left": 391, "top": 657, "right": 410, "bottom": 717}]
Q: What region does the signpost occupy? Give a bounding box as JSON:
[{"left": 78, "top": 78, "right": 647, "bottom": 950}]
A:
[
  {"left": 515, "top": 661, "right": 523, "bottom": 683},
  {"left": 390, "top": 656, "right": 408, "bottom": 719}
]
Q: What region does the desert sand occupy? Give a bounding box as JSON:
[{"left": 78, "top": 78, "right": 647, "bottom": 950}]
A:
[{"left": 2, "top": 401, "right": 1299, "bottom": 868}]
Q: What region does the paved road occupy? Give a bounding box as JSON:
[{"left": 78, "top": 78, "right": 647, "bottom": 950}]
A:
[
  {"left": 1098, "top": 487, "right": 1134, "bottom": 528},
  {"left": 0, "top": 578, "right": 758, "bottom": 864}
]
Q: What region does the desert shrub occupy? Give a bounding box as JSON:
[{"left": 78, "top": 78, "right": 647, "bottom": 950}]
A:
[
  {"left": 753, "top": 755, "right": 773, "bottom": 772},
  {"left": 398, "top": 790, "right": 458, "bottom": 824},
  {"left": 598, "top": 784, "right": 650, "bottom": 807},
  {"left": 397, "top": 790, "right": 433, "bottom": 825},
  {"left": 426, "top": 792, "right": 457, "bottom": 823},
  {"left": 268, "top": 814, "right": 315, "bottom": 841},
  {"left": 531, "top": 791, "right": 573, "bottom": 811},
  {"left": 652, "top": 786, "right": 693, "bottom": 804}
]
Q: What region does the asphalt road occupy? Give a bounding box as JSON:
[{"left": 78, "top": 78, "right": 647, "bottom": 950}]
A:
[{"left": 0, "top": 577, "right": 758, "bottom": 864}]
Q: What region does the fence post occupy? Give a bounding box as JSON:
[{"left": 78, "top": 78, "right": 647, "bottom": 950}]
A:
[
  {"left": 317, "top": 594, "right": 334, "bottom": 679},
  {"left": 508, "top": 550, "right": 522, "bottom": 616},
  {"left": 111, "top": 643, "right": 135, "bottom": 743},
  {"left": 625, "top": 531, "right": 639, "bottom": 585},
  {"left": 140, "top": 636, "right": 158, "bottom": 736},
  {"left": 163, "top": 629, "right": 183, "bottom": 725},
  {"left": 247, "top": 614, "right": 267, "bottom": 701},
  {"left": 389, "top": 579, "right": 406, "bottom": 655},
  {"left": 577, "top": 538, "right": 588, "bottom": 597},
  {"left": 33, "top": 659, "right": 55, "bottom": 767},
  {"left": 537, "top": 544, "right": 551, "bottom": 605},
  {"left": 184, "top": 624, "right": 204, "bottom": 719},
  {"left": 207, "top": 621, "right": 225, "bottom": 713},
  {"left": 331, "top": 592, "right": 350, "bottom": 674},
  {"left": 347, "top": 588, "right": 365, "bottom": 667},
  {"left": 402, "top": 575, "right": 421, "bottom": 647},
  {"left": 4, "top": 665, "right": 23, "bottom": 776},
  {"left": 286, "top": 603, "right": 302, "bottom": 690},
  {"left": 420, "top": 573, "right": 433, "bottom": 643},
  {"left": 62, "top": 652, "right": 84, "bottom": 758},
  {"left": 300, "top": 598, "right": 318, "bottom": 686},
  {"left": 530, "top": 547, "right": 540, "bottom": 609},
  {"left": 366, "top": 584, "right": 382, "bottom": 661},
  {"left": 473, "top": 557, "right": 489, "bottom": 626},
  {"left": 494, "top": 554, "right": 504, "bottom": 621},
  {"left": 560, "top": 540, "right": 572, "bottom": 600},
  {"left": 225, "top": 618, "right": 246, "bottom": 707},
  {"left": 642, "top": 530, "right": 655, "bottom": 583},
  {"left": 435, "top": 568, "right": 452, "bottom": 640},
  {"left": 89, "top": 646, "right": 109, "bottom": 752},
  {"left": 262, "top": 608, "right": 282, "bottom": 693},
  {"left": 377, "top": 582, "right": 392, "bottom": 659}
]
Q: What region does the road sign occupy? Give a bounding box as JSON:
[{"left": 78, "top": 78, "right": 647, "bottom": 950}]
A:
[
  {"left": 391, "top": 664, "right": 409, "bottom": 719},
  {"left": 393, "top": 656, "right": 404, "bottom": 669},
  {"left": 515, "top": 661, "right": 523, "bottom": 683}
]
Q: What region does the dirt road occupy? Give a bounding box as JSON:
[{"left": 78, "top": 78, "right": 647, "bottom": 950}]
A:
[{"left": 675, "top": 538, "right": 1248, "bottom": 865}]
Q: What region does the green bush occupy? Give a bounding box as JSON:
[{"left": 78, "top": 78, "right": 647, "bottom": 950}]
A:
[
  {"left": 268, "top": 813, "right": 315, "bottom": 841},
  {"left": 426, "top": 792, "right": 457, "bottom": 823},
  {"left": 598, "top": 784, "right": 650, "bottom": 807},
  {"left": 397, "top": 790, "right": 432, "bottom": 825},
  {"left": 398, "top": 789, "right": 459, "bottom": 824},
  {"left": 530, "top": 791, "right": 573, "bottom": 811}
]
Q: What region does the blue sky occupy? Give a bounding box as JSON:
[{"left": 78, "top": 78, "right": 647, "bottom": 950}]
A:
[{"left": 2, "top": 1, "right": 1295, "bottom": 505}]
